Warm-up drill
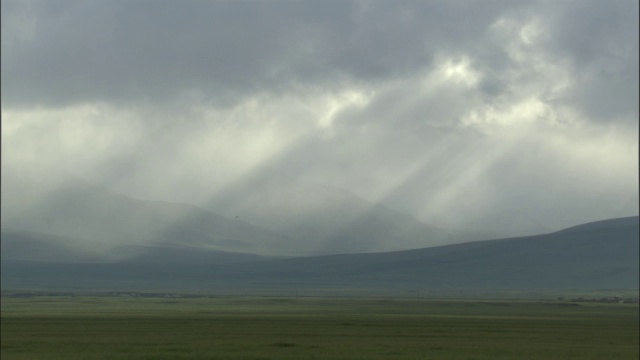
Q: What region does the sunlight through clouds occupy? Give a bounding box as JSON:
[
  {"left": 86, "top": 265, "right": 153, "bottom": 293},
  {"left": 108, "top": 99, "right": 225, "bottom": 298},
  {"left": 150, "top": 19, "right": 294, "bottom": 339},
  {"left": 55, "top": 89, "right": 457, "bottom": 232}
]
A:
[
  {"left": 440, "top": 57, "right": 481, "bottom": 88},
  {"left": 2, "top": 105, "right": 142, "bottom": 180},
  {"left": 2, "top": 0, "right": 637, "bottom": 246},
  {"left": 461, "top": 97, "right": 549, "bottom": 131},
  {"left": 316, "top": 90, "right": 371, "bottom": 131}
]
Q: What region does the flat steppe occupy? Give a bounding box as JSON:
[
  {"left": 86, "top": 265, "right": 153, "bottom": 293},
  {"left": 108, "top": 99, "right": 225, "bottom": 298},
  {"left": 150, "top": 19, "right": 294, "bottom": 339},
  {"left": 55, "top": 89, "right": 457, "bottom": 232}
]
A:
[{"left": 1, "top": 295, "right": 638, "bottom": 359}]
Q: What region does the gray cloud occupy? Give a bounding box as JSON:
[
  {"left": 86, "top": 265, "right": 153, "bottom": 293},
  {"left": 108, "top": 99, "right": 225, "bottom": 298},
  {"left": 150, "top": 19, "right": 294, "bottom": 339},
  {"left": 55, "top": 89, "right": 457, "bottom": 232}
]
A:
[
  {"left": 3, "top": 0, "right": 637, "bottom": 118},
  {"left": 4, "top": 0, "right": 636, "bottom": 124},
  {"left": 1, "top": 0, "right": 638, "bottom": 240},
  {"left": 2, "top": 0, "right": 519, "bottom": 108},
  {"left": 536, "top": 0, "right": 639, "bottom": 121}
]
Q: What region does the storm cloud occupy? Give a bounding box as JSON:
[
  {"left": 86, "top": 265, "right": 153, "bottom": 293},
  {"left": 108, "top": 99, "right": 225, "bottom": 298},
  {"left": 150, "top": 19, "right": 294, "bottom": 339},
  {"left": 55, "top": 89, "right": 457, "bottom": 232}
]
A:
[{"left": 2, "top": 0, "right": 638, "bottom": 239}]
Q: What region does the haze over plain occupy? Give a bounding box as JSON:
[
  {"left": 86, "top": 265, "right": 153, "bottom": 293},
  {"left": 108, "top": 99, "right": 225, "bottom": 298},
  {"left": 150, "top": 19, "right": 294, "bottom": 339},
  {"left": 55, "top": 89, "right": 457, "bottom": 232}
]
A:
[{"left": 2, "top": 0, "right": 638, "bottom": 255}]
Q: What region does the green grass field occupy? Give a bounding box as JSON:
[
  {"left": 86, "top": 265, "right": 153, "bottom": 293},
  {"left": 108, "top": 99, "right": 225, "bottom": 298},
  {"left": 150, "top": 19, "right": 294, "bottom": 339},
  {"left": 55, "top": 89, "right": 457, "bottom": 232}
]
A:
[{"left": 1, "top": 296, "right": 638, "bottom": 359}]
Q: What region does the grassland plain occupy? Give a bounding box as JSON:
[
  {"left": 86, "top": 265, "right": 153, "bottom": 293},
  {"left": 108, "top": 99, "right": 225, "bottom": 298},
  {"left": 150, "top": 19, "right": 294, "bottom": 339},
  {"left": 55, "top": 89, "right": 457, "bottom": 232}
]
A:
[{"left": 1, "top": 296, "right": 638, "bottom": 360}]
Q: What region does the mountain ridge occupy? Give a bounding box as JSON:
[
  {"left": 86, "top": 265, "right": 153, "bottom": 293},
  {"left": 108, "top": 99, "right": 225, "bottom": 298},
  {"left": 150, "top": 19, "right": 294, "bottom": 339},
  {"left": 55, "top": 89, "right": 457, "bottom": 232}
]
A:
[
  {"left": 3, "top": 175, "right": 478, "bottom": 256},
  {"left": 2, "top": 216, "right": 637, "bottom": 292},
  {"left": 206, "top": 172, "right": 473, "bottom": 253}
]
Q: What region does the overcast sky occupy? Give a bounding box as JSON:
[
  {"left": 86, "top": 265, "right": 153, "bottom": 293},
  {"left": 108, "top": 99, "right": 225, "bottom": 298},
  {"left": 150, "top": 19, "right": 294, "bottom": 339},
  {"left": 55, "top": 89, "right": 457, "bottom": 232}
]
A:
[{"left": 2, "top": 0, "right": 638, "bottom": 235}]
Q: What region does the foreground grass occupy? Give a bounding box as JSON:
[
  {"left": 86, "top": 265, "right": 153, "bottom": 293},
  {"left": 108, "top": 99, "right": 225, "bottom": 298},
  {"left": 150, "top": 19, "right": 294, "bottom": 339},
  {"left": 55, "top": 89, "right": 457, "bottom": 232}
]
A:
[{"left": 1, "top": 296, "right": 638, "bottom": 359}]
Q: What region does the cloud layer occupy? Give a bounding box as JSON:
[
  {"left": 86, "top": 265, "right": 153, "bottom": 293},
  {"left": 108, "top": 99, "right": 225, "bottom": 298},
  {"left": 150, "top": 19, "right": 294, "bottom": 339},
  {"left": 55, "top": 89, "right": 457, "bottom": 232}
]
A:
[{"left": 2, "top": 0, "right": 638, "bottom": 237}]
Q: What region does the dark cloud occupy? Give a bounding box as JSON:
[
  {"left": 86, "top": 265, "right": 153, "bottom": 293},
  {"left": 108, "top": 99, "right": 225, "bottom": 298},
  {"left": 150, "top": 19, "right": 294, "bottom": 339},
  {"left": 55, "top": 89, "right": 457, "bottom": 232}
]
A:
[
  {"left": 2, "top": 0, "right": 518, "bottom": 108},
  {"left": 3, "top": 0, "right": 637, "bottom": 120},
  {"left": 1, "top": 0, "right": 638, "bottom": 239},
  {"left": 537, "top": 0, "right": 639, "bottom": 121}
]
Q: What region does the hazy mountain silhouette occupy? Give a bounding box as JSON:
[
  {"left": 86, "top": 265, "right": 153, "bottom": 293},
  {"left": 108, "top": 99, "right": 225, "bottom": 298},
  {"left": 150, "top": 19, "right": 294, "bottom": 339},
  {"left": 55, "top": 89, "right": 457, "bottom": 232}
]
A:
[
  {"left": 2, "top": 217, "right": 637, "bottom": 292},
  {"left": 229, "top": 216, "right": 638, "bottom": 289},
  {"left": 207, "top": 173, "right": 473, "bottom": 254},
  {"left": 1, "top": 181, "right": 290, "bottom": 257},
  {"left": 2, "top": 174, "right": 475, "bottom": 257},
  {"left": 1, "top": 229, "right": 105, "bottom": 263}
]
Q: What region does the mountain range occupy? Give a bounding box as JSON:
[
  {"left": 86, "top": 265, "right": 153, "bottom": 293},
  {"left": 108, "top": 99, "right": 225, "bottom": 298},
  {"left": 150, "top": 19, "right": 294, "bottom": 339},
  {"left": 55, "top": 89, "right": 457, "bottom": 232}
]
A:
[
  {"left": 2, "top": 175, "right": 638, "bottom": 293},
  {"left": 2, "top": 216, "right": 637, "bottom": 293},
  {"left": 206, "top": 172, "right": 482, "bottom": 254},
  {"left": 1, "top": 176, "right": 476, "bottom": 258}
]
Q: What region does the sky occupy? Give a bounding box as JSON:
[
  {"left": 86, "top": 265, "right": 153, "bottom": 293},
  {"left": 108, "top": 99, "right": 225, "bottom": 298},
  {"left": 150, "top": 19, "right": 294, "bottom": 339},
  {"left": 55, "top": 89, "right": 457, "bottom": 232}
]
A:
[{"left": 2, "top": 0, "right": 638, "bottom": 237}]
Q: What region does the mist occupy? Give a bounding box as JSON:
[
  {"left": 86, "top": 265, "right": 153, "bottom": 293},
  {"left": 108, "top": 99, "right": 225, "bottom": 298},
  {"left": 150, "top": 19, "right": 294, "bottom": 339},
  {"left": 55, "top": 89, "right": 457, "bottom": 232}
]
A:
[{"left": 2, "top": 0, "right": 638, "bottom": 255}]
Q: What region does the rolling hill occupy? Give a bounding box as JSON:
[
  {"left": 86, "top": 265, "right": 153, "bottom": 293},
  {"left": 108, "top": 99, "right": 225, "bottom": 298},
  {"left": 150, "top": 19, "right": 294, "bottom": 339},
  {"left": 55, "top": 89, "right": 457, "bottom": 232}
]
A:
[
  {"left": 2, "top": 216, "right": 637, "bottom": 292},
  {"left": 232, "top": 216, "right": 639, "bottom": 290},
  {"left": 2, "top": 175, "right": 476, "bottom": 257},
  {"left": 207, "top": 172, "right": 472, "bottom": 254},
  {"left": 1, "top": 182, "right": 291, "bottom": 257}
]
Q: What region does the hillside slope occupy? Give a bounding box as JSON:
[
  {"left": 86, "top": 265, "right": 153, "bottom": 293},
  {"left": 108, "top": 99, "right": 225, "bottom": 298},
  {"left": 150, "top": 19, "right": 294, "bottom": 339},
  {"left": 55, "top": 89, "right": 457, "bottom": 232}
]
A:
[
  {"left": 1, "top": 183, "right": 290, "bottom": 256},
  {"left": 2, "top": 176, "right": 473, "bottom": 257},
  {"left": 2, "top": 217, "right": 637, "bottom": 292},
  {"left": 207, "top": 173, "right": 469, "bottom": 254},
  {"left": 221, "top": 216, "right": 638, "bottom": 289}
]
